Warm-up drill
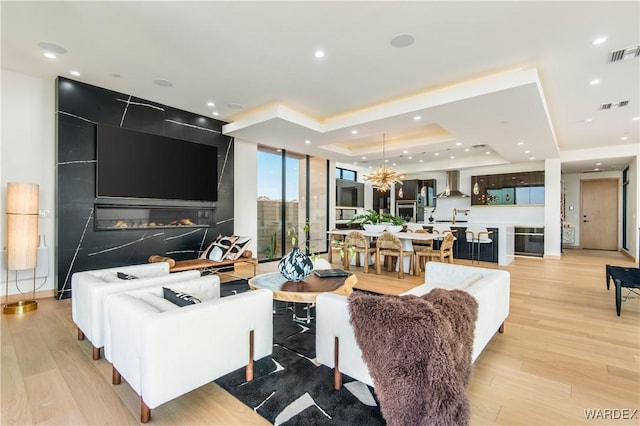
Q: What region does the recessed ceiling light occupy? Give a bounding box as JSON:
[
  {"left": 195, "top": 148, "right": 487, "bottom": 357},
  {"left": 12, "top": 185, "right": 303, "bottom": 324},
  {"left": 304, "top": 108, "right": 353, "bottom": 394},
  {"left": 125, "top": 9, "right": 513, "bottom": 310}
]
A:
[
  {"left": 592, "top": 36, "right": 607, "bottom": 45},
  {"left": 583, "top": 118, "right": 593, "bottom": 123},
  {"left": 524, "top": 150, "right": 531, "bottom": 154},
  {"left": 392, "top": 163, "right": 397, "bottom": 166},
  {"left": 455, "top": 142, "right": 462, "bottom": 146},
  {"left": 408, "top": 156, "right": 413, "bottom": 160},
  {"left": 385, "top": 159, "right": 389, "bottom": 163},
  {"left": 212, "top": 112, "right": 219, "bottom": 116},
  {"left": 621, "top": 135, "right": 628, "bottom": 140},
  {"left": 37, "top": 41, "right": 67, "bottom": 54},
  {"left": 529, "top": 157, "right": 536, "bottom": 160},
  {"left": 44, "top": 52, "right": 56, "bottom": 59},
  {"left": 390, "top": 33, "right": 415, "bottom": 48},
  {"left": 413, "top": 115, "right": 421, "bottom": 121},
  {"left": 465, "top": 148, "right": 470, "bottom": 152},
  {"left": 361, "top": 156, "right": 366, "bottom": 160},
  {"left": 631, "top": 116, "right": 640, "bottom": 121},
  {"left": 449, "top": 156, "right": 455, "bottom": 159},
  {"left": 517, "top": 141, "right": 524, "bottom": 145},
  {"left": 353, "top": 162, "right": 358, "bottom": 165},
  {"left": 419, "top": 159, "right": 423, "bottom": 163},
  {"left": 276, "top": 149, "right": 282, "bottom": 152},
  {"left": 596, "top": 162, "right": 602, "bottom": 166},
  {"left": 305, "top": 140, "right": 311, "bottom": 144},
  {"left": 434, "top": 153, "right": 440, "bottom": 156},
  {"left": 153, "top": 78, "right": 173, "bottom": 87},
  {"left": 403, "top": 150, "right": 408, "bottom": 154},
  {"left": 594, "top": 168, "right": 600, "bottom": 171},
  {"left": 485, "top": 151, "right": 491, "bottom": 155},
  {"left": 351, "top": 130, "right": 358, "bottom": 134},
  {"left": 207, "top": 101, "right": 215, "bottom": 107},
  {"left": 314, "top": 50, "right": 325, "bottom": 58},
  {"left": 69, "top": 70, "right": 80, "bottom": 77},
  {"left": 589, "top": 79, "right": 601, "bottom": 85}
]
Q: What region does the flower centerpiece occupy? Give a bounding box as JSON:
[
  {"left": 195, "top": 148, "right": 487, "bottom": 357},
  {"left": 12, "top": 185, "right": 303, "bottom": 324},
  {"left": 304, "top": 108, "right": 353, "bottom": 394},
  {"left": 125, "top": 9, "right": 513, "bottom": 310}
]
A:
[{"left": 278, "top": 219, "right": 314, "bottom": 282}]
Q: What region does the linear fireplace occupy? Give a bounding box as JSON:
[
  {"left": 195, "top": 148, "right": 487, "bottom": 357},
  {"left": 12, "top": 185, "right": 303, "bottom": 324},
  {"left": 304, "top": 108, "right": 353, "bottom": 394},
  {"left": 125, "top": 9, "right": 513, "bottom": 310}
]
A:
[{"left": 94, "top": 204, "right": 216, "bottom": 231}]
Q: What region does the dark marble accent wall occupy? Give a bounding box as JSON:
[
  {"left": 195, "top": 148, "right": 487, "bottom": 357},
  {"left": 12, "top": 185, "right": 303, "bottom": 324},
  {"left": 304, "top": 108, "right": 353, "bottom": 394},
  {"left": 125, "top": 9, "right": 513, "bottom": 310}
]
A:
[{"left": 56, "top": 77, "right": 233, "bottom": 299}]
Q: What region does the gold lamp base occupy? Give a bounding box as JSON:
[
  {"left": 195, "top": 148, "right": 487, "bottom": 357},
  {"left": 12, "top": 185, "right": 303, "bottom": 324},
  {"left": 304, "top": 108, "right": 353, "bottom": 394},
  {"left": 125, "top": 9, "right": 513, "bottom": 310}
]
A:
[{"left": 3, "top": 300, "right": 38, "bottom": 315}]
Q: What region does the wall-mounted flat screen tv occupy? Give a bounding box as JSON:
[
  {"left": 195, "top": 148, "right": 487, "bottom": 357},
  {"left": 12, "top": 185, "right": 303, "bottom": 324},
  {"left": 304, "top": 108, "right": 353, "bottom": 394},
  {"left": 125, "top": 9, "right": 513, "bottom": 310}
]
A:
[{"left": 96, "top": 124, "right": 218, "bottom": 202}]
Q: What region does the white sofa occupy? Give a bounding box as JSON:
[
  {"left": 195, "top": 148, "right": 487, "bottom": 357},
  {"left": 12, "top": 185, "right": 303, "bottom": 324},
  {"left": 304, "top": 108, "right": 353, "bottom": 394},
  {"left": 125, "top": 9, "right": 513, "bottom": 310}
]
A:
[
  {"left": 316, "top": 262, "right": 510, "bottom": 388},
  {"left": 71, "top": 262, "right": 202, "bottom": 359},
  {"left": 105, "top": 285, "right": 273, "bottom": 423}
]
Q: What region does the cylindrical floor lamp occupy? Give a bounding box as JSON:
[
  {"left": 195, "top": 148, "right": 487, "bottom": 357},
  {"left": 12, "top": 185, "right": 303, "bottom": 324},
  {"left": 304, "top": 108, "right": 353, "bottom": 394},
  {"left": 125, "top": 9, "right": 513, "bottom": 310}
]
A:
[{"left": 4, "top": 182, "right": 39, "bottom": 315}]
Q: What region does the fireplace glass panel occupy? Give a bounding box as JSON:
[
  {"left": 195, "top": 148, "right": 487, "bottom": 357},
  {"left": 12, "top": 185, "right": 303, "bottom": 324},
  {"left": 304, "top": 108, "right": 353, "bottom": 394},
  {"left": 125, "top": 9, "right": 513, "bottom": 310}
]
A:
[{"left": 95, "top": 205, "right": 215, "bottom": 230}]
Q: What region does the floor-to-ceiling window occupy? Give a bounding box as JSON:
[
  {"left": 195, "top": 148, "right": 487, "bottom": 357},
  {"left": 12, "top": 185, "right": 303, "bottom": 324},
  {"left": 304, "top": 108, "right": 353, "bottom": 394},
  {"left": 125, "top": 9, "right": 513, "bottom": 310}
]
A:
[{"left": 257, "top": 146, "right": 328, "bottom": 261}]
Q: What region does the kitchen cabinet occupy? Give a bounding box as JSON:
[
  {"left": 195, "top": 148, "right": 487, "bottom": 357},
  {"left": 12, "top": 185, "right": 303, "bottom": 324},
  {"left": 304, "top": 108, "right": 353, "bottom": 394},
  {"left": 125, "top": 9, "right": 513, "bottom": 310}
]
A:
[
  {"left": 396, "top": 179, "right": 419, "bottom": 200},
  {"left": 515, "top": 186, "right": 545, "bottom": 204},
  {"left": 372, "top": 188, "right": 391, "bottom": 213},
  {"left": 472, "top": 171, "right": 544, "bottom": 206}
]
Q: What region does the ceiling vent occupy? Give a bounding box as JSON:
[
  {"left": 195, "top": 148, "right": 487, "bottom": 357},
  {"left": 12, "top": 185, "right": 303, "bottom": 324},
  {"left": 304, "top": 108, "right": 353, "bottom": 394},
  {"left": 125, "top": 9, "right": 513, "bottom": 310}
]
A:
[
  {"left": 472, "top": 144, "right": 487, "bottom": 148},
  {"left": 600, "top": 100, "right": 630, "bottom": 110},
  {"left": 609, "top": 45, "right": 640, "bottom": 62}
]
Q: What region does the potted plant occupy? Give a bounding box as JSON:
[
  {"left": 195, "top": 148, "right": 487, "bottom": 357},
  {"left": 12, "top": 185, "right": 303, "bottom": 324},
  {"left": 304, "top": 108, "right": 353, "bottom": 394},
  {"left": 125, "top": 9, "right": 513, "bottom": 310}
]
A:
[
  {"left": 347, "top": 209, "right": 387, "bottom": 232},
  {"left": 381, "top": 213, "right": 405, "bottom": 232}
]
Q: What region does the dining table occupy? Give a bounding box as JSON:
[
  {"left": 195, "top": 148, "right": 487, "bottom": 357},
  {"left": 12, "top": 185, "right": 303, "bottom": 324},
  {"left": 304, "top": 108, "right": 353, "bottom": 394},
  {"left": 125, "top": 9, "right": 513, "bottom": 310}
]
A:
[{"left": 327, "top": 229, "right": 451, "bottom": 272}]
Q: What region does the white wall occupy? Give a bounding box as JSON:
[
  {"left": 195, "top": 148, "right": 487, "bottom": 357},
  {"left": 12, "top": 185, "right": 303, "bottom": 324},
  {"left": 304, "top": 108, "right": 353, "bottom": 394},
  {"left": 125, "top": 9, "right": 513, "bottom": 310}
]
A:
[
  {"left": 544, "top": 158, "right": 562, "bottom": 257},
  {"left": 233, "top": 139, "right": 258, "bottom": 256},
  {"left": 1, "top": 70, "right": 56, "bottom": 296}
]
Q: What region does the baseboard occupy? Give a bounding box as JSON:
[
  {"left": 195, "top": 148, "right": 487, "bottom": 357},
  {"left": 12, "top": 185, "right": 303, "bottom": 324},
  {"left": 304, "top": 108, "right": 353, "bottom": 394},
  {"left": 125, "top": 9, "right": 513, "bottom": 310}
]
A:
[
  {"left": 619, "top": 248, "right": 637, "bottom": 263},
  {"left": 1, "top": 289, "right": 56, "bottom": 304},
  {"left": 543, "top": 254, "right": 561, "bottom": 259}
]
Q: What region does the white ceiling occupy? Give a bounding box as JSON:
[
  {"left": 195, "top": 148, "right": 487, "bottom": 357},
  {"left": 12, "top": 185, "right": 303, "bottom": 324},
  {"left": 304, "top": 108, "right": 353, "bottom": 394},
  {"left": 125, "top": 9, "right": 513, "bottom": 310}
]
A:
[{"left": 2, "top": 1, "right": 639, "bottom": 175}]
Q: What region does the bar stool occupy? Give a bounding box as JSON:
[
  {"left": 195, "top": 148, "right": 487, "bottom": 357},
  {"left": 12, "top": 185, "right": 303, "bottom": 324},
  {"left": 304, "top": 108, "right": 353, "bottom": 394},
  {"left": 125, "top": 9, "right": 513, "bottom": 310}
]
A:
[{"left": 465, "top": 225, "right": 493, "bottom": 264}]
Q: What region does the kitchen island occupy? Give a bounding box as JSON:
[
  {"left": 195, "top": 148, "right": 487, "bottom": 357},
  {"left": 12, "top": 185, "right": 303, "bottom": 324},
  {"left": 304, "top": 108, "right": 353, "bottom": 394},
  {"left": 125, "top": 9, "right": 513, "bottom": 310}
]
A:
[{"left": 409, "top": 221, "right": 515, "bottom": 266}]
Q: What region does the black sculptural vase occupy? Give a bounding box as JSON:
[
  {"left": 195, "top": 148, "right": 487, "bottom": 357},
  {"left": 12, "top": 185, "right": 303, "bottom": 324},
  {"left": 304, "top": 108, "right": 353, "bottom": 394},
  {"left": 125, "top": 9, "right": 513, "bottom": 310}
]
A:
[{"left": 278, "top": 246, "right": 313, "bottom": 282}]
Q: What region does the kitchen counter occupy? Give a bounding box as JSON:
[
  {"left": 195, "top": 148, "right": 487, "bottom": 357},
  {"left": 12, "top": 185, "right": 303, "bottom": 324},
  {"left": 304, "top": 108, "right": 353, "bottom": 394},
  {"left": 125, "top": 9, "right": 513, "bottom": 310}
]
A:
[{"left": 411, "top": 221, "right": 515, "bottom": 266}]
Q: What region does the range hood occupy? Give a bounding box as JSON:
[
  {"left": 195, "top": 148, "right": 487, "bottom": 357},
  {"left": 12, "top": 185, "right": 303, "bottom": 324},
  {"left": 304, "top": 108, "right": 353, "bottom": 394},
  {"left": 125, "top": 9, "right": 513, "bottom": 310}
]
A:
[{"left": 437, "top": 171, "right": 470, "bottom": 198}]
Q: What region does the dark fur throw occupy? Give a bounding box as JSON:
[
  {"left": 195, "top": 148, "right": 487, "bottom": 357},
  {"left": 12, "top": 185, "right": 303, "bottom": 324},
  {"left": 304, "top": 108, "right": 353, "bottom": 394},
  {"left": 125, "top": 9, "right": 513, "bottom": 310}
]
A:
[{"left": 348, "top": 289, "right": 479, "bottom": 426}]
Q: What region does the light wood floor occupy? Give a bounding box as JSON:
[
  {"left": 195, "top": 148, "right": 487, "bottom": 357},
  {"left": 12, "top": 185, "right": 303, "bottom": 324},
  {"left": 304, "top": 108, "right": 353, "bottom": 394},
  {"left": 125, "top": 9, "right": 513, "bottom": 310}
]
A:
[{"left": 2, "top": 250, "right": 638, "bottom": 425}]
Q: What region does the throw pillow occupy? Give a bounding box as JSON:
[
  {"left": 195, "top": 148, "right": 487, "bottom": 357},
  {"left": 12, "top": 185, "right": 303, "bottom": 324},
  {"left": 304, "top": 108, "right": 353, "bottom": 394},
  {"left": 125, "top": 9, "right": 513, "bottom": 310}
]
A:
[
  {"left": 162, "top": 287, "right": 202, "bottom": 307},
  {"left": 348, "top": 289, "right": 478, "bottom": 426},
  {"left": 226, "top": 236, "right": 251, "bottom": 260},
  {"left": 116, "top": 272, "right": 138, "bottom": 280},
  {"left": 199, "top": 235, "right": 223, "bottom": 260},
  {"left": 209, "top": 235, "right": 238, "bottom": 262}
]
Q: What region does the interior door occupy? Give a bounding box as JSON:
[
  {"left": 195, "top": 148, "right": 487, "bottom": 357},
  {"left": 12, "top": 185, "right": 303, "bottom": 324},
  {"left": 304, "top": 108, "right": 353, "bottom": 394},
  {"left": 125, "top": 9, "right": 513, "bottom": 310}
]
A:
[{"left": 580, "top": 178, "right": 618, "bottom": 250}]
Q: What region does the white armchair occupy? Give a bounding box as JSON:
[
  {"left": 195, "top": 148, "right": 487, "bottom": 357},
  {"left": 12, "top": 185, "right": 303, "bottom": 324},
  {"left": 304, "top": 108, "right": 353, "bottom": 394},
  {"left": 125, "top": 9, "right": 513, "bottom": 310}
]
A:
[
  {"left": 316, "top": 262, "right": 510, "bottom": 389},
  {"left": 105, "top": 286, "right": 273, "bottom": 423},
  {"left": 71, "top": 262, "right": 201, "bottom": 359}
]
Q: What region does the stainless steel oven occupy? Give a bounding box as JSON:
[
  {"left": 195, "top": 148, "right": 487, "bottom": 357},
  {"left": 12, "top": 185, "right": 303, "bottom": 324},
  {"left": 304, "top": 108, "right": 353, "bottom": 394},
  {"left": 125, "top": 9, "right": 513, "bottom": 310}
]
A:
[{"left": 396, "top": 201, "right": 417, "bottom": 223}]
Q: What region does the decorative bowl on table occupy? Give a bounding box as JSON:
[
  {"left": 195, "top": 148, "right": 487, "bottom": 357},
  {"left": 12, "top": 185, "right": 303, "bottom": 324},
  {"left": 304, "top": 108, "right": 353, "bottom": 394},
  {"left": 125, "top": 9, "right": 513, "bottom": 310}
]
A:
[
  {"left": 363, "top": 224, "right": 387, "bottom": 233},
  {"left": 385, "top": 225, "right": 403, "bottom": 233}
]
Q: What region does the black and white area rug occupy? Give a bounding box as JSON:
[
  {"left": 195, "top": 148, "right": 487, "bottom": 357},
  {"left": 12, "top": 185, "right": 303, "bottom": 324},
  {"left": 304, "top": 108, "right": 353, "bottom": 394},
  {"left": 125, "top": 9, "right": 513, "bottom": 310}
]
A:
[{"left": 216, "top": 280, "right": 385, "bottom": 425}]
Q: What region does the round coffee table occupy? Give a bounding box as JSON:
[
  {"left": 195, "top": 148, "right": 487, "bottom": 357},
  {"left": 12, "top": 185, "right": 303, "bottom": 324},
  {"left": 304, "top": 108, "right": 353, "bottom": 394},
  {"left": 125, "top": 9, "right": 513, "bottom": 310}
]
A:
[{"left": 248, "top": 272, "right": 357, "bottom": 322}]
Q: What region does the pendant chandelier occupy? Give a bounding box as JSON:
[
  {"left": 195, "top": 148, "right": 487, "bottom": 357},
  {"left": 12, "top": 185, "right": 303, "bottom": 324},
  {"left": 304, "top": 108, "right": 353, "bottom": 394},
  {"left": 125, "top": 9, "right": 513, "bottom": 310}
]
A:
[{"left": 363, "top": 133, "right": 403, "bottom": 192}]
